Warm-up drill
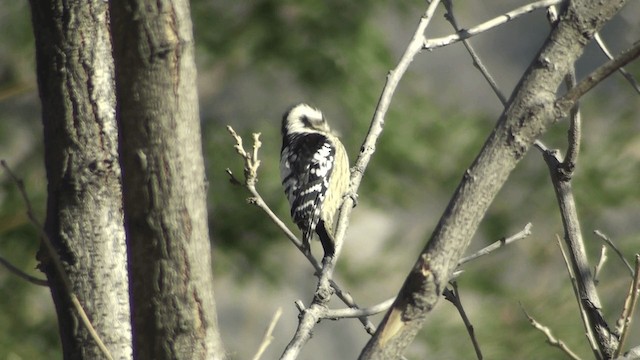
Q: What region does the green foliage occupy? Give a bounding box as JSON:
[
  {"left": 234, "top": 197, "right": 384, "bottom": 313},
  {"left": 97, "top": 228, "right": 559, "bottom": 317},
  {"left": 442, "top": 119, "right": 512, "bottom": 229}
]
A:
[{"left": 192, "top": 0, "right": 396, "bottom": 86}]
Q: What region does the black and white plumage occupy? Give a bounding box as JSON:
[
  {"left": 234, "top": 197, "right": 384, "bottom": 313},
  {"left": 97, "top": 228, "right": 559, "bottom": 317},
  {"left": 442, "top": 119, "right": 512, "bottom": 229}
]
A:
[{"left": 280, "top": 103, "right": 350, "bottom": 258}]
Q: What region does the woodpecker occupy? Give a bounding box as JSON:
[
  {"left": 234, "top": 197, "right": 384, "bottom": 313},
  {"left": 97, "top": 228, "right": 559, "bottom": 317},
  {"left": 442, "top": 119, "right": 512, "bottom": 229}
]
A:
[{"left": 280, "top": 103, "right": 350, "bottom": 258}]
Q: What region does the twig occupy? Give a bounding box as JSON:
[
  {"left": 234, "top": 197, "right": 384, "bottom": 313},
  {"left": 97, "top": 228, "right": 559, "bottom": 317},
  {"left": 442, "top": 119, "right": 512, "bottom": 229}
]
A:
[
  {"left": 442, "top": 0, "right": 507, "bottom": 106},
  {"left": 557, "top": 41, "right": 640, "bottom": 112},
  {"left": 443, "top": 282, "right": 483, "bottom": 360},
  {"left": 252, "top": 307, "right": 283, "bottom": 360},
  {"left": 614, "top": 254, "right": 640, "bottom": 358},
  {"left": 0, "top": 160, "right": 114, "bottom": 360},
  {"left": 521, "top": 304, "right": 583, "bottom": 360},
  {"left": 0, "top": 255, "right": 48, "bottom": 286},
  {"left": 593, "top": 230, "right": 634, "bottom": 277},
  {"left": 594, "top": 33, "right": 640, "bottom": 94},
  {"left": 424, "top": 0, "right": 563, "bottom": 50},
  {"left": 324, "top": 297, "right": 396, "bottom": 319},
  {"left": 561, "top": 69, "right": 581, "bottom": 178},
  {"left": 593, "top": 245, "right": 607, "bottom": 286},
  {"left": 556, "top": 235, "right": 601, "bottom": 358},
  {"left": 458, "top": 222, "right": 532, "bottom": 266}
]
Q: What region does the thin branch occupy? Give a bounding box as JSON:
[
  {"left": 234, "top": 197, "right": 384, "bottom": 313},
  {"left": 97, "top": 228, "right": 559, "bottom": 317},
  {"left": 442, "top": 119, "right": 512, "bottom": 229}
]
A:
[
  {"left": 459, "top": 222, "right": 532, "bottom": 266},
  {"left": 593, "top": 245, "right": 607, "bottom": 286},
  {"left": 557, "top": 41, "right": 640, "bottom": 112},
  {"left": 555, "top": 235, "right": 601, "bottom": 358},
  {"left": 614, "top": 254, "right": 640, "bottom": 358},
  {"left": 594, "top": 33, "right": 640, "bottom": 94},
  {"left": 424, "top": 0, "right": 563, "bottom": 50},
  {"left": 442, "top": 0, "right": 507, "bottom": 105},
  {"left": 536, "top": 142, "right": 613, "bottom": 358},
  {"left": 252, "top": 307, "right": 283, "bottom": 360},
  {"left": 443, "top": 282, "right": 483, "bottom": 360},
  {"left": 593, "top": 230, "right": 634, "bottom": 277},
  {"left": 324, "top": 297, "right": 396, "bottom": 319},
  {"left": 0, "top": 255, "right": 48, "bottom": 286},
  {"left": 521, "top": 304, "right": 583, "bottom": 360},
  {"left": 0, "top": 160, "right": 114, "bottom": 360},
  {"left": 561, "top": 69, "right": 581, "bottom": 178},
  {"left": 283, "top": 1, "right": 445, "bottom": 358}
]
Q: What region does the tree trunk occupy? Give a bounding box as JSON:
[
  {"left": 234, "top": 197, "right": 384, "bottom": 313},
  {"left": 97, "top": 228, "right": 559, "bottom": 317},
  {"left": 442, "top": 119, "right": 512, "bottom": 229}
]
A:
[
  {"left": 28, "top": 0, "right": 132, "bottom": 359},
  {"left": 109, "top": 0, "right": 226, "bottom": 359}
]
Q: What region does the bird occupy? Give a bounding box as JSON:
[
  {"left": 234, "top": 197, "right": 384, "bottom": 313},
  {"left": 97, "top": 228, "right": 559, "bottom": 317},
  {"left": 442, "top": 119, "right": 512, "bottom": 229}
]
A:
[{"left": 280, "top": 103, "right": 350, "bottom": 258}]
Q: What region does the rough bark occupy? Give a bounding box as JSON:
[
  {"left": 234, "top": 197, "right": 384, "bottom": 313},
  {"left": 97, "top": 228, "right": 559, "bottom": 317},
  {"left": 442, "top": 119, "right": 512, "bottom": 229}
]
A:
[
  {"left": 28, "top": 0, "right": 132, "bottom": 359},
  {"left": 109, "top": 0, "right": 226, "bottom": 359},
  {"left": 359, "top": 1, "right": 627, "bottom": 358}
]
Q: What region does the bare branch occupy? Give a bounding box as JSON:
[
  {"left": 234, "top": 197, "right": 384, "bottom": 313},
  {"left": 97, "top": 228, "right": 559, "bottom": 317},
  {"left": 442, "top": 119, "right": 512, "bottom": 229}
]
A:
[
  {"left": 252, "top": 307, "right": 283, "bottom": 360},
  {"left": 0, "top": 160, "right": 114, "bottom": 360},
  {"left": 614, "top": 255, "right": 640, "bottom": 358},
  {"left": 593, "top": 245, "right": 608, "bottom": 286},
  {"left": 521, "top": 304, "right": 583, "bottom": 360},
  {"left": 324, "top": 298, "right": 396, "bottom": 319},
  {"left": 561, "top": 69, "right": 582, "bottom": 178},
  {"left": 442, "top": 0, "right": 507, "bottom": 105},
  {"left": 555, "top": 235, "right": 601, "bottom": 356},
  {"left": 281, "top": 302, "right": 327, "bottom": 360},
  {"left": 0, "top": 255, "right": 48, "bottom": 286},
  {"left": 557, "top": 41, "right": 640, "bottom": 112},
  {"left": 617, "top": 346, "right": 640, "bottom": 360},
  {"left": 459, "top": 222, "right": 532, "bottom": 266},
  {"left": 594, "top": 33, "right": 640, "bottom": 94},
  {"left": 594, "top": 230, "right": 635, "bottom": 277},
  {"left": 535, "top": 141, "right": 617, "bottom": 357},
  {"left": 443, "top": 282, "right": 483, "bottom": 360},
  {"left": 424, "top": 0, "right": 563, "bottom": 50}
]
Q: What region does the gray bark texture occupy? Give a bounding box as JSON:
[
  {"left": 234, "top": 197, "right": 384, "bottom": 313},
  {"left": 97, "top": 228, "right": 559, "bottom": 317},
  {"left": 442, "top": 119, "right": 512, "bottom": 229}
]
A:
[
  {"left": 109, "top": 0, "right": 226, "bottom": 359},
  {"left": 359, "top": 1, "right": 627, "bottom": 359},
  {"left": 28, "top": 0, "right": 132, "bottom": 359}
]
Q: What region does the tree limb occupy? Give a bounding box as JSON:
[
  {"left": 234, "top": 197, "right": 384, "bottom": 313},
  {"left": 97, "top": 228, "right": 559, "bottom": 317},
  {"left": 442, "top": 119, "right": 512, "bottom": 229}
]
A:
[
  {"left": 536, "top": 141, "right": 617, "bottom": 358},
  {"left": 0, "top": 254, "right": 48, "bottom": 286},
  {"left": 443, "top": 282, "right": 483, "bottom": 360},
  {"left": 442, "top": 0, "right": 508, "bottom": 106},
  {"left": 359, "top": 2, "right": 627, "bottom": 358},
  {"left": 594, "top": 33, "right": 640, "bottom": 94}
]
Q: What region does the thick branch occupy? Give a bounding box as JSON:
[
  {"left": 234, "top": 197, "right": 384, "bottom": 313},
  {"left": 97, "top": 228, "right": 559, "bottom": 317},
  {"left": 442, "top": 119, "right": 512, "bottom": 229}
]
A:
[{"left": 359, "top": 2, "right": 627, "bottom": 358}]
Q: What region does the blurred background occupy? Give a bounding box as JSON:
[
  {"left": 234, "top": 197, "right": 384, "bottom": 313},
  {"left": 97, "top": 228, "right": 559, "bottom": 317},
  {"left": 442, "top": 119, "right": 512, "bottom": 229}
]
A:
[{"left": 1, "top": 1, "right": 639, "bottom": 359}]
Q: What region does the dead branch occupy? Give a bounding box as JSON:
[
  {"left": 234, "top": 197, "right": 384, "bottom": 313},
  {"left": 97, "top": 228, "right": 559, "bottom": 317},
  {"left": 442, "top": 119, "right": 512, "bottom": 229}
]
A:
[
  {"left": 521, "top": 304, "right": 582, "bottom": 360},
  {"left": 536, "top": 142, "right": 617, "bottom": 358},
  {"left": 443, "top": 282, "right": 483, "bottom": 360}
]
